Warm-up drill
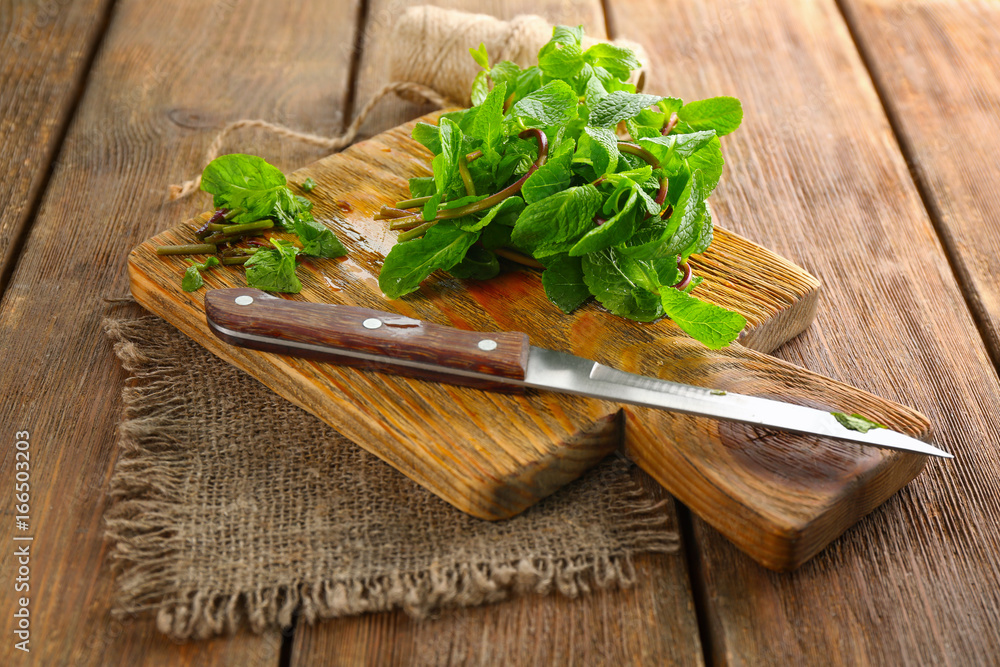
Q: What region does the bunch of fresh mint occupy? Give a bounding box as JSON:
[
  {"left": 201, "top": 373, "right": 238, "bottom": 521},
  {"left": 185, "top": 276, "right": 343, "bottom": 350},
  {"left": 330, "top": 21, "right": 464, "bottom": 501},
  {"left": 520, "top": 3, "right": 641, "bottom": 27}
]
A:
[
  {"left": 156, "top": 154, "right": 347, "bottom": 293},
  {"left": 375, "top": 26, "right": 746, "bottom": 348}
]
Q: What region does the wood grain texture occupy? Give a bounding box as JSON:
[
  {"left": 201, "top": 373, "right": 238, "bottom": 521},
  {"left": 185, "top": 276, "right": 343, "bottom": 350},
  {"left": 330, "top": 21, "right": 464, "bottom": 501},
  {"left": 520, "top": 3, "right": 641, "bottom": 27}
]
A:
[
  {"left": 0, "top": 0, "right": 361, "bottom": 664},
  {"left": 131, "top": 108, "right": 833, "bottom": 525},
  {"left": 205, "top": 288, "right": 531, "bottom": 389},
  {"left": 0, "top": 0, "right": 113, "bottom": 291},
  {"left": 839, "top": 1, "right": 1000, "bottom": 362},
  {"left": 605, "top": 0, "right": 1000, "bottom": 661},
  {"left": 294, "top": 3, "right": 702, "bottom": 664},
  {"left": 131, "top": 104, "right": 934, "bottom": 574},
  {"left": 291, "top": 466, "right": 704, "bottom": 667}
]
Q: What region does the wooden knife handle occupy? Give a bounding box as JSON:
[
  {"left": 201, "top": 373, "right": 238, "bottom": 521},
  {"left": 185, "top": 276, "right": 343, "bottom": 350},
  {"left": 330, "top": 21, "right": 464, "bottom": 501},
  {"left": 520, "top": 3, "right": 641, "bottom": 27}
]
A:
[{"left": 204, "top": 288, "right": 531, "bottom": 392}]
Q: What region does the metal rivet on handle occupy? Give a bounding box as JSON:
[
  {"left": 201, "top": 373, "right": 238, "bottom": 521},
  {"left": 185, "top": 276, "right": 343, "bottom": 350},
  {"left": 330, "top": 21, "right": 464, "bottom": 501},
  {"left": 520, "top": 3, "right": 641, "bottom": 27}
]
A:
[
  {"left": 362, "top": 318, "right": 383, "bottom": 330},
  {"left": 478, "top": 339, "right": 498, "bottom": 351},
  {"left": 234, "top": 295, "right": 254, "bottom": 306}
]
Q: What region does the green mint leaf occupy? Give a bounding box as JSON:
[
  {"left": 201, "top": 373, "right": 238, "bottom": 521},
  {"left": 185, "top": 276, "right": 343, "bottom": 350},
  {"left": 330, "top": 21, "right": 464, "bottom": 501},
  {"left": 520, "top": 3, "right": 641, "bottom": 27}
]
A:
[
  {"left": 659, "top": 287, "right": 745, "bottom": 349},
  {"left": 412, "top": 122, "right": 442, "bottom": 154},
  {"left": 513, "top": 66, "right": 544, "bottom": 101},
  {"left": 570, "top": 187, "right": 639, "bottom": 256},
  {"left": 293, "top": 194, "right": 313, "bottom": 212},
  {"left": 469, "top": 42, "right": 490, "bottom": 70},
  {"left": 621, "top": 170, "right": 705, "bottom": 261},
  {"left": 539, "top": 40, "right": 584, "bottom": 79},
  {"left": 582, "top": 248, "right": 664, "bottom": 321},
  {"left": 638, "top": 131, "right": 716, "bottom": 165},
  {"left": 582, "top": 126, "right": 620, "bottom": 175},
  {"left": 625, "top": 118, "right": 660, "bottom": 140},
  {"left": 511, "top": 80, "right": 578, "bottom": 127},
  {"left": 604, "top": 165, "right": 653, "bottom": 190},
  {"left": 588, "top": 92, "right": 663, "bottom": 128},
  {"left": 439, "top": 194, "right": 487, "bottom": 211},
  {"left": 378, "top": 221, "right": 479, "bottom": 298},
  {"left": 584, "top": 75, "right": 609, "bottom": 105},
  {"left": 634, "top": 180, "right": 661, "bottom": 217},
  {"left": 658, "top": 97, "right": 684, "bottom": 116},
  {"left": 294, "top": 218, "right": 347, "bottom": 258},
  {"left": 200, "top": 154, "right": 287, "bottom": 223},
  {"left": 541, "top": 254, "right": 590, "bottom": 313},
  {"left": 510, "top": 184, "right": 602, "bottom": 257},
  {"left": 490, "top": 60, "right": 521, "bottom": 92},
  {"left": 470, "top": 81, "right": 507, "bottom": 158},
  {"left": 677, "top": 96, "right": 743, "bottom": 136},
  {"left": 832, "top": 412, "right": 886, "bottom": 434},
  {"left": 301, "top": 178, "right": 316, "bottom": 192},
  {"left": 179, "top": 255, "right": 220, "bottom": 293},
  {"left": 181, "top": 265, "right": 204, "bottom": 292},
  {"left": 691, "top": 204, "right": 714, "bottom": 257},
  {"left": 245, "top": 239, "right": 302, "bottom": 294},
  {"left": 522, "top": 140, "right": 573, "bottom": 204},
  {"left": 583, "top": 43, "right": 641, "bottom": 80},
  {"left": 480, "top": 221, "right": 513, "bottom": 250},
  {"left": 408, "top": 176, "right": 436, "bottom": 198},
  {"left": 663, "top": 170, "right": 707, "bottom": 258},
  {"left": 449, "top": 245, "right": 500, "bottom": 281},
  {"left": 457, "top": 196, "right": 525, "bottom": 232},
  {"left": 433, "top": 117, "right": 464, "bottom": 197},
  {"left": 686, "top": 136, "right": 724, "bottom": 195},
  {"left": 470, "top": 70, "right": 489, "bottom": 106},
  {"left": 551, "top": 25, "right": 584, "bottom": 45}
]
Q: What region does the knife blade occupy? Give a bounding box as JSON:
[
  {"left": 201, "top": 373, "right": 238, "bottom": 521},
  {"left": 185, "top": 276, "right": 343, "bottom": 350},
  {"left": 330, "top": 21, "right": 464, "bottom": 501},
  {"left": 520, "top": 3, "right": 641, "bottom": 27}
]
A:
[{"left": 204, "top": 288, "right": 952, "bottom": 459}]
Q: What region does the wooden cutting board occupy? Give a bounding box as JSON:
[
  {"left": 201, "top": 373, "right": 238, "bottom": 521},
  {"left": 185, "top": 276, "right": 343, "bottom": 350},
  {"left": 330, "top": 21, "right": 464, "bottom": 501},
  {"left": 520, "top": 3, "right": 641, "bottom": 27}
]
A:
[{"left": 129, "top": 114, "right": 930, "bottom": 571}]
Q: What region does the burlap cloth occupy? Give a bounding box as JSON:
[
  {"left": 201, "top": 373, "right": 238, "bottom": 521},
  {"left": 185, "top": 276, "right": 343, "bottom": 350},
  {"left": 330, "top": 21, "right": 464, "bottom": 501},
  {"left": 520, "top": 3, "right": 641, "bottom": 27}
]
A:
[{"left": 103, "top": 304, "right": 679, "bottom": 640}]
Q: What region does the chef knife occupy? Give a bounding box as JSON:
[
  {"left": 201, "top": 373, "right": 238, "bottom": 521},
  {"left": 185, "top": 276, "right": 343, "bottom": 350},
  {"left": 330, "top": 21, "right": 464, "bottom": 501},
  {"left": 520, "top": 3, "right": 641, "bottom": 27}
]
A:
[{"left": 204, "top": 288, "right": 952, "bottom": 459}]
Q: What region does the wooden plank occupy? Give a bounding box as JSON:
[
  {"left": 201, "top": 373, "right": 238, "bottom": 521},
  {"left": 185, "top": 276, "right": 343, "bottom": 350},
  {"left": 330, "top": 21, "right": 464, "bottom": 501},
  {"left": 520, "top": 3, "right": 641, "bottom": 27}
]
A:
[
  {"left": 839, "top": 2, "right": 1000, "bottom": 362},
  {"left": 291, "top": 467, "right": 703, "bottom": 667},
  {"left": 0, "top": 0, "right": 113, "bottom": 292},
  {"left": 291, "top": 1, "right": 704, "bottom": 664},
  {"left": 606, "top": 0, "right": 1000, "bottom": 662},
  {"left": 129, "top": 113, "right": 831, "bottom": 526},
  {"left": 0, "top": 0, "right": 361, "bottom": 664}
]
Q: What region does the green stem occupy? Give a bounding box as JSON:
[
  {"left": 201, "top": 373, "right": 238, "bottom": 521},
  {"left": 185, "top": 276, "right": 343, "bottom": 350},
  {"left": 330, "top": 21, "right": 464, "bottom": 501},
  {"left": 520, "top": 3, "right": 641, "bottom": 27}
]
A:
[
  {"left": 391, "top": 129, "right": 550, "bottom": 240},
  {"left": 458, "top": 155, "right": 476, "bottom": 197},
  {"left": 397, "top": 220, "right": 437, "bottom": 242},
  {"left": 617, "top": 141, "right": 669, "bottom": 218},
  {"left": 218, "top": 220, "right": 274, "bottom": 235},
  {"left": 395, "top": 195, "right": 432, "bottom": 209},
  {"left": 616, "top": 141, "right": 661, "bottom": 169},
  {"left": 389, "top": 215, "right": 426, "bottom": 231},
  {"left": 202, "top": 220, "right": 274, "bottom": 244},
  {"left": 494, "top": 247, "right": 544, "bottom": 269},
  {"left": 156, "top": 243, "right": 218, "bottom": 255}
]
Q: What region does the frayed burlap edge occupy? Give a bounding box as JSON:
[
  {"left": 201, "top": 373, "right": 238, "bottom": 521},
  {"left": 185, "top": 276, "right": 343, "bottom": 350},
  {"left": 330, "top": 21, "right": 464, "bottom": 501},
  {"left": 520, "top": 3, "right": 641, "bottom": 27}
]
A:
[{"left": 103, "top": 311, "right": 679, "bottom": 639}]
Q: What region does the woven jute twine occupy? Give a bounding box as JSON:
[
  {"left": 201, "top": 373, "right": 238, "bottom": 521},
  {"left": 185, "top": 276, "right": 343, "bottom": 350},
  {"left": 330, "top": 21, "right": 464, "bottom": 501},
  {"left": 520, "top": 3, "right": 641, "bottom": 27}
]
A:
[
  {"left": 103, "top": 306, "right": 678, "bottom": 639},
  {"left": 168, "top": 5, "right": 648, "bottom": 200}
]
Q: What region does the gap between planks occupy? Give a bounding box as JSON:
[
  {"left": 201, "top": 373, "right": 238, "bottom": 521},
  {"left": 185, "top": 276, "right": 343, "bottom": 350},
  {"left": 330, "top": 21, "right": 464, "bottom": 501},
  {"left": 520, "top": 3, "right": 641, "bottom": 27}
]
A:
[
  {"left": 833, "top": 0, "right": 1000, "bottom": 380},
  {"left": 0, "top": 0, "right": 120, "bottom": 299}
]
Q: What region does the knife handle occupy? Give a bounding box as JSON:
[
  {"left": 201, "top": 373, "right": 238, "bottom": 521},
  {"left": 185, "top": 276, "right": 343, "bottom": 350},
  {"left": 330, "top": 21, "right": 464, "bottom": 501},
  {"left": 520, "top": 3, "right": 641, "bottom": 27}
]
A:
[{"left": 204, "top": 288, "right": 530, "bottom": 392}]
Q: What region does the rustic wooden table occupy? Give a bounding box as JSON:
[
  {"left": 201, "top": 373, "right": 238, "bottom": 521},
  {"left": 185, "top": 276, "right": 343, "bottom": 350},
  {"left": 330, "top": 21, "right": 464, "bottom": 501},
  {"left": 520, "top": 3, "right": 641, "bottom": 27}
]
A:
[{"left": 2, "top": 0, "right": 999, "bottom": 664}]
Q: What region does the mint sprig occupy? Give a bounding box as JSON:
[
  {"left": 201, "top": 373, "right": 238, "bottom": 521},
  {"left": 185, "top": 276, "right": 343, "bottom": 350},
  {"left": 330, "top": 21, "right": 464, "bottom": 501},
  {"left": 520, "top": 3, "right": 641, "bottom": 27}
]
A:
[
  {"left": 373, "top": 26, "right": 746, "bottom": 348},
  {"left": 157, "top": 155, "right": 349, "bottom": 293}
]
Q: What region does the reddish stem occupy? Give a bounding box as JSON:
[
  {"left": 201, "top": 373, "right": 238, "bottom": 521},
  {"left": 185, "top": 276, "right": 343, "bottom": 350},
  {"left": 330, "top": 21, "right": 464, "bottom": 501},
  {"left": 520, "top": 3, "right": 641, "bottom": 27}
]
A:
[
  {"left": 395, "top": 128, "right": 549, "bottom": 239},
  {"left": 662, "top": 112, "right": 679, "bottom": 135},
  {"left": 673, "top": 260, "right": 693, "bottom": 291},
  {"left": 195, "top": 208, "right": 229, "bottom": 237}
]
